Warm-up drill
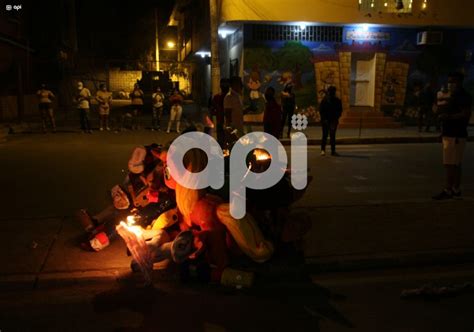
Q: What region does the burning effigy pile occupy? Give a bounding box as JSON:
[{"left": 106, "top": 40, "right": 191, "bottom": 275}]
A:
[{"left": 76, "top": 127, "right": 311, "bottom": 287}]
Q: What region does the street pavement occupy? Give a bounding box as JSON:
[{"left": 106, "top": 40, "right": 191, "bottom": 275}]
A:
[
  {"left": 0, "top": 130, "right": 473, "bottom": 331},
  {"left": 1, "top": 264, "right": 474, "bottom": 331}
]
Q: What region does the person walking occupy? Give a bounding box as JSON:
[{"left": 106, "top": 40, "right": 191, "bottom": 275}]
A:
[
  {"left": 280, "top": 84, "right": 296, "bottom": 138},
  {"left": 210, "top": 78, "right": 230, "bottom": 145},
  {"left": 36, "top": 83, "right": 56, "bottom": 133},
  {"left": 76, "top": 81, "right": 92, "bottom": 134},
  {"left": 151, "top": 87, "right": 164, "bottom": 131},
  {"left": 96, "top": 83, "right": 112, "bottom": 131},
  {"left": 224, "top": 76, "right": 244, "bottom": 136},
  {"left": 263, "top": 86, "right": 283, "bottom": 138},
  {"left": 433, "top": 72, "right": 472, "bottom": 200},
  {"left": 166, "top": 89, "right": 184, "bottom": 134},
  {"left": 319, "top": 86, "right": 342, "bottom": 156},
  {"left": 130, "top": 83, "right": 144, "bottom": 130}
]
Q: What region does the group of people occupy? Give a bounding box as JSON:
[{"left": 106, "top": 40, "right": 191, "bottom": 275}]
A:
[
  {"left": 37, "top": 81, "right": 185, "bottom": 134},
  {"left": 209, "top": 77, "right": 298, "bottom": 146}
]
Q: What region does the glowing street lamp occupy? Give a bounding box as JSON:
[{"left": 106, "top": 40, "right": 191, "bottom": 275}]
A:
[{"left": 167, "top": 40, "right": 176, "bottom": 49}]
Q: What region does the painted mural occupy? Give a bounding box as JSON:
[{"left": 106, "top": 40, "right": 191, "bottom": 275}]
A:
[
  {"left": 243, "top": 24, "right": 474, "bottom": 125},
  {"left": 243, "top": 41, "right": 318, "bottom": 118}
]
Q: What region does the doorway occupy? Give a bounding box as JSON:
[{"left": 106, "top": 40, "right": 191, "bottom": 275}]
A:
[{"left": 350, "top": 53, "right": 376, "bottom": 107}]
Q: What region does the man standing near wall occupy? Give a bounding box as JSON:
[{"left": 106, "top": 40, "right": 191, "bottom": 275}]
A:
[
  {"left": 76, "top": 82, "right": 92, "bottom": 134},
  {"left": 433, "top": 72, "right": 472, "bottom": 200},
  {"left": 224, "top": 76, "right": 244, "bottom": 136}
]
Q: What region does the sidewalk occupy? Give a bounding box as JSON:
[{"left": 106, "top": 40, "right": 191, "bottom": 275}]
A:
[{"left": 2, "top": 110, "right": 474, "bottom": 145}]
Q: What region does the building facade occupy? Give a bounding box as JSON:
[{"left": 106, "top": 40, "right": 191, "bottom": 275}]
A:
[{"left": 170, "top": 0, "right": 474, "bottom": 125}]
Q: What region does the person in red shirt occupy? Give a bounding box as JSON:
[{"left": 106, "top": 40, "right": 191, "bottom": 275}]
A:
[
  {"left": 210, "top": 78, "right": 230, "bottom": 146},
  {"left": 263, "top": 86, "right": 283, "bottom": 139}
]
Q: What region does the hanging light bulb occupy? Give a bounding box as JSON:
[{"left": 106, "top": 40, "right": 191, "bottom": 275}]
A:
[
  {"left": 409, "top": 0, "right": 413, "bottom": 9},
  {"left": 422, "top": 0, "right": 428, "bottom": 10},
  {"left": 371, "top": 0, "right": 375, "bottom": 8},
  {"left": 384, "top": 2, "right": 388, "bottom": 7}
]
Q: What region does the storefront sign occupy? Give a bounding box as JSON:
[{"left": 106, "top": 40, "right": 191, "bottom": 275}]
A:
[{"left": 346, "top": 30, "right": 390, "bottom": 41}]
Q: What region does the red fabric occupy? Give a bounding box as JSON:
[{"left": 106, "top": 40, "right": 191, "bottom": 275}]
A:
[
  {"left": 211, "top": 93, "right": 226, "bottom": 123},
  {"left": 264, "top": 100, "right": 283, "bottom": 138},
  {"left": 169, "top": 94, "right": 183, "bottom": 105},
  {"left": 187, "top": 195, "right": 229, "bottom": 268}
]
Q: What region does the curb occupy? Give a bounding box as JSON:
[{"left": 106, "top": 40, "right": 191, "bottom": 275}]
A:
[
  {"left": 281, "top": 135, "right": 474, "bottom": 145},
  {"left": 0, "top": 265, "right": 181, "bottom": 291},
  {"left": 305, "top": 248, "right": 474, "bottom": 273}
]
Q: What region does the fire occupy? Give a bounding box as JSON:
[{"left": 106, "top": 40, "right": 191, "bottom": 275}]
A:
[
  {"left": 121, "top": 215, "right": 143, "bottom": 237},
  {"left": 253, "top": 149, "right": 271, "bottom": 161},
  {"left": 223, "top": 149, "right": 230, "bottom": 157}
]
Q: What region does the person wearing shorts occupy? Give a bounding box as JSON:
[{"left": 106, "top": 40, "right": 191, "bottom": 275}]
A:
[
  {"left": 166, "top": 89, "right": 184, "bottom": 134},
  {"left": 96, "top": 83, "right": 112, "bottom": 131},
  {"left": 433, "top": 72, "right": 472, "bottom": 200},
  {"left": 36, "top": 83, "right": 56, "bottom": 133},
  {"left": 152, "top": 87, "right": 164, "bottom": 131}
]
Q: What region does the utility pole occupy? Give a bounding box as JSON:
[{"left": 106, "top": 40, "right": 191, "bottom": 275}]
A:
[
  {"left": 155, "top": 8, "right": 160, "bottom": 71},
  {"left": 209, "top": 0, "right": 221, "bottom": 96}
]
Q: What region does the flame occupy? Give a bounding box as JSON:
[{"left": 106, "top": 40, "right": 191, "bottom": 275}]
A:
[
  {"left": 253, "top": 149, "right": 271, "bottom": 161},
  {"left": 223, "top": 149, "right": 230, "bottom": 157},
  {"left": 122, "top": 215, "right": 143, "bottom": 237}
]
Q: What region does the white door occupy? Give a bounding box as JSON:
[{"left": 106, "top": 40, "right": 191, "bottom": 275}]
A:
[{"left": 354, "top": 56, "right": 376, "bottom": 106}]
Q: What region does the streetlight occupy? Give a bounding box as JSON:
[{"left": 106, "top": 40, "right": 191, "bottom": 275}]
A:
[{"left": 167, "top": 40, "right": 176, "bottom": 49}]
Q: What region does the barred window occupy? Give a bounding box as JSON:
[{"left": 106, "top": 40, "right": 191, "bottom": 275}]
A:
[{"left": 251, "top": 25, "right": 343, "bottom": 42}]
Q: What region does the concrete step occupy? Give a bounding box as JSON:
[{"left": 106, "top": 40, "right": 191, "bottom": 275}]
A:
[{"left": 340, "top": 117, "right": 396, "bottom": 124}]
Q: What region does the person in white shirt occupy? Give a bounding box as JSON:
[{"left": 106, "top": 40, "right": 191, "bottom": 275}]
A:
[
  {"left": 151, "top": 87, "right": 164, "bottom": 131},
  {"left": 36, "top": 83, "right": 56, "bottom": 133},
  {"left": 223, "top": 76, "right": 244, "bottom": 136},
  {"left": 96, "top": 83, "right": 112, "bottom": 131},
  {"left": 76, "top": 81, "right": 92, "bottom": 133}
]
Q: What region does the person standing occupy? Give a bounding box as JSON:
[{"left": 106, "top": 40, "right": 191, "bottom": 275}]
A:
[
  {"left": 130, "top": 83, "right": 144, "bottom": 130},
  {"left": 210, "top": 78, "right": 230, "bottom": 145},
  {"left": 420, "top": 83, "right": 436, "bottom": 132},
  {"left": 76, "top": 81, "right": 92, "bottom": 134},
  {"left": 434, "top": 84, "right": 451, "bottom": 132},
  {"left": 280, "top": 84, "right": 296, "bottom": 138},
  {"left": 36, "top": 83, "right": 56, "bottom": 133},
  {"left": 96, "top": 83, "right": 112, "bottom": 131},
  {"left": 433, "top": 72, "right": 472, "bottom": 200},
  {"left": 151, "top": 87, "right": 164, "bottom": 131},
  {"left": 319, "top": 86, "right": 342, "bottom": 156},
  {"left": 263, "top": 87, "right": 283, "bottom": 138},
  {"left": 166, "top": 89, "right": 184, "bottom": 134},
  {"left": 224, "top": 76, "right": 244, "bottom": 136}
]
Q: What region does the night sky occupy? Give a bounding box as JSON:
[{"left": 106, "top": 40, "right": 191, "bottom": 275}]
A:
[{"left": 25, "top": 0, "right": 175, "bottom": 60}]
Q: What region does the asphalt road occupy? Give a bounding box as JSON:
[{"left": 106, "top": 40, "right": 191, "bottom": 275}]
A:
[
  {"left": 1, "top": 264, "right": 474, "bottom": 332},
  {"left": 1, "top": 132, "right": 474, "bottom": 331},
  {"left": 1, "top": 131, "right": 473, "bottom": 219}
]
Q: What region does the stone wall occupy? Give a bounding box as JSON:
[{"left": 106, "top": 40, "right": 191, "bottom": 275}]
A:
[
  {"left": 374, "top": 53, "right": 387, "bottom": 112},
  {"left": 383, "top": 61, "right": 410, "bottom": 106},
  {"left": 108, "top": 70, "right": 142, "bottom": 93},
  {"left": 314, "top": 60, "right": 341, "bottom": 104},
  {"left": 338, "top": 52, "right": 351, "bottom": 111}
]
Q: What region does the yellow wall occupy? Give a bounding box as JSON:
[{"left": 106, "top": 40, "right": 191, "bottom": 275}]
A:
[{"left": 220, "top": 0, "right": 474, "bottom": 27}]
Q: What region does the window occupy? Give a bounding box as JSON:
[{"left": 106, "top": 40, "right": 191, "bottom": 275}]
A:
[
  {"left": 359, "top": 0, "right": 413, "bottom": 13},
  {"left": 252, "top": 25, "right": 343, "bottom": 42}
]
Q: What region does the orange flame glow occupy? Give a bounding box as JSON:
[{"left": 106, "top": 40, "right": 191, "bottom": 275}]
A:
[{"left": 253, "top": 149, "right": 271, "bottom": 161}]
